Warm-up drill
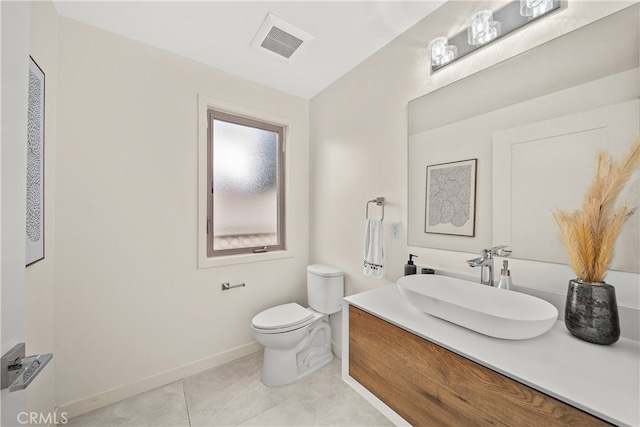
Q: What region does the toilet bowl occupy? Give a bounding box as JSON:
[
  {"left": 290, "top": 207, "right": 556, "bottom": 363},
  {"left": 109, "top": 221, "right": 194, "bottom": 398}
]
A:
[{"left": 251, "top": 265, "right": 344, "bottom": 386}]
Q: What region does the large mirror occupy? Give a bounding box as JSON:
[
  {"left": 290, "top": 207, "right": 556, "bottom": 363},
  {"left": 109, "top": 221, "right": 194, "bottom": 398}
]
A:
[{"left": 408, "top": 5, "right": 639, "bottom": 273}]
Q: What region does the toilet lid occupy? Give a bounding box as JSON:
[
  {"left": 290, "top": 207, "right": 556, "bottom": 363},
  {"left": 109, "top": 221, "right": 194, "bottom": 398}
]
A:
[
  {"left": 307, "top": 264, "right": 343, "bottom": 277},
  {"left": 252, "top": 303, "right": 314, "bottom": 331}
]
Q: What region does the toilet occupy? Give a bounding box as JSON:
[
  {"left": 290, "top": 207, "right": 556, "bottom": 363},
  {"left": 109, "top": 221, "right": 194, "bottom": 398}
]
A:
[{"left": 251, "top": 264, "right": 344, "bottom": 386}]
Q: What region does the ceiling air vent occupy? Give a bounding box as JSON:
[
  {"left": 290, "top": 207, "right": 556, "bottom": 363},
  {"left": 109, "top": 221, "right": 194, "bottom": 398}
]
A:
[{"left": 251, "top": 13, "right": 313, "bottom": 60}]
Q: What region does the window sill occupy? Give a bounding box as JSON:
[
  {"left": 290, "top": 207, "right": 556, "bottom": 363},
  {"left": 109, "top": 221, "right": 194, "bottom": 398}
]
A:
[{"left": 198, "top": 249, "right": 292, "bottom": 269}]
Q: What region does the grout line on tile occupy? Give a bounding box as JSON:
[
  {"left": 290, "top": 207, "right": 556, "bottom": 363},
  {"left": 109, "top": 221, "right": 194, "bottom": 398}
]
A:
[
  {"left": 234, "top": 402, "right": 279, "bottom": 427},
  {"left": 181, "top": 380, "right": 192, "bottom": 427}
]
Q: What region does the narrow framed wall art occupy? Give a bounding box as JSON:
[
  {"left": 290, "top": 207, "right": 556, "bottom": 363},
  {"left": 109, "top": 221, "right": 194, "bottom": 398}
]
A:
[
  {"left": 425, "top": 159, "right": 477, "bottom": 237},
  {"left": 26, "top": 56, "right": 45, "bottom": 266}
]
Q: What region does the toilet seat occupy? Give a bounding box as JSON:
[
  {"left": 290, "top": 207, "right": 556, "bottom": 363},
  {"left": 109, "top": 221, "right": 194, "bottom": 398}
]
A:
[{"left": 251, "top": 303, "right": 316, "bottom": 334}]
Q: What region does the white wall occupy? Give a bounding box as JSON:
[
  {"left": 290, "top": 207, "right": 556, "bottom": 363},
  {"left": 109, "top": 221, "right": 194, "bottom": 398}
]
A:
[
  {"left": 54, "top": 17, "right": 309, "bottom": 412},
  {"left": 25, "top": 0, "right": 58, "bottom": 418},
  {"left": 1, "top": 2, "right": 30, "bottom": 425},
  {"left": 309, "top": 1, "right": 638, "bottom": 346}
]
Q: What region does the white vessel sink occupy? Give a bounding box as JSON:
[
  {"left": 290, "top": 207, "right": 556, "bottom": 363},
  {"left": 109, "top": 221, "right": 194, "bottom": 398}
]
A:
[{"left": 397, "top": 275, "right": 558, "bottom": 340}]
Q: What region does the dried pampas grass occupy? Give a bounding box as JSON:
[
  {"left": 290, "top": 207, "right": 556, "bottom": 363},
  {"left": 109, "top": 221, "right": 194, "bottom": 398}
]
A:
[{"left": 553, "top": 137, "right": 640, "bottom": 283}]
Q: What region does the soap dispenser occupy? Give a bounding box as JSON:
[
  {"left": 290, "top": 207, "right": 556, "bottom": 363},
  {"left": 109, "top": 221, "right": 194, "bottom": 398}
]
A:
[
  {"left": 404, "top": 254, "right": 418, "bottom": 275},
  {"left": 497, "top": 260, "right": 513, "bottom": 290}
]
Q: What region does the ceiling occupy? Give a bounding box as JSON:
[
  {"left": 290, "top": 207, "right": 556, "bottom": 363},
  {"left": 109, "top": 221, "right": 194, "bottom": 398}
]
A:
[{"left": 52, "top": 1, "right": 446, "bottom": 99}]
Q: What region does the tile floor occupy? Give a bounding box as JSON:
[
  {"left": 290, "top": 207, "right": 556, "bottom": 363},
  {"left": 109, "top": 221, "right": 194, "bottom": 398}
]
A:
[{"left": 66, "top": 351, "right": 393, "bottom": 427}]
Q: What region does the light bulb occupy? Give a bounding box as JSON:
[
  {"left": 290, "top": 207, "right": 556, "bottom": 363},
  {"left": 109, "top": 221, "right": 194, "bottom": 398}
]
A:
[
  {"left": 520, "top": 0, "right": 554, "bottom": 17},
  {"left": 428, "top": 37, "right": 457, "bottom": 68},
  {"left": 467, "top": 10, "right": 501, "bottom": 46}
]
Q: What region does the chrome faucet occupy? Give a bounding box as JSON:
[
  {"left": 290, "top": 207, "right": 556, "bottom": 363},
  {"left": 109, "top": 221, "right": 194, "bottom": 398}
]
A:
[{"left": 467, "top": 245, "right": 511, "bottom": 286}]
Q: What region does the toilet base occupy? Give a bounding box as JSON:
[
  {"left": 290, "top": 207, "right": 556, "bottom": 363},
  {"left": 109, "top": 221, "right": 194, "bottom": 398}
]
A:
[
  {"left": 296, "top": 346, "right": 333, "bottom": 381},
  {"left": 261, "top": 320, "right": 333, "bottom": 387}
]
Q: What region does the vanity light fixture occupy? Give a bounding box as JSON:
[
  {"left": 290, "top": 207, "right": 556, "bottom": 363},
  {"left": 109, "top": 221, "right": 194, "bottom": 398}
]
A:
[
  {"left": 428, "top": 37, "right": 458, "bottom": 67},
  {"left": 427, "top": 0, "right": 561, "bottom": 72},
  {"left": 467, "top": 11, "right": 501, "bottom": 46}
]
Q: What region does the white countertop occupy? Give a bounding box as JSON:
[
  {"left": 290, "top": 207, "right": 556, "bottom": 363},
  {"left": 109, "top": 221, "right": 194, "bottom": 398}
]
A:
[{"left": 344, "top": 283, "right": 640, "bottom": 426}]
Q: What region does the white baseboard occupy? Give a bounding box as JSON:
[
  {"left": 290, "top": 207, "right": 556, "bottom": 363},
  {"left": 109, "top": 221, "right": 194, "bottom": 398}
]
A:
[{"left": 57, "top": 341, "right": 263, "bottom": 419}]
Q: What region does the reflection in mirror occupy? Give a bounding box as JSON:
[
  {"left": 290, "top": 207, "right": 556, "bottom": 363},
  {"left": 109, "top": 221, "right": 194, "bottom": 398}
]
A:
[{"left": 408, "top": 5, "right": 639, "bottom": 273}]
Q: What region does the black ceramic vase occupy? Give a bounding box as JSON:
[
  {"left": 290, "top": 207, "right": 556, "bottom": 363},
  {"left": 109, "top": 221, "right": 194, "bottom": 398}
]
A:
[{"left": 565, "top": 279, "right": 620, "bottom": 345}]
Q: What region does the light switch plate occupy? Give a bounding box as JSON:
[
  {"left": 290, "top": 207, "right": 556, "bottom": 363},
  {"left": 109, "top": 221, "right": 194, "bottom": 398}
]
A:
[{"left": 391, "top": 222, "right": 401, "bottom": 239}]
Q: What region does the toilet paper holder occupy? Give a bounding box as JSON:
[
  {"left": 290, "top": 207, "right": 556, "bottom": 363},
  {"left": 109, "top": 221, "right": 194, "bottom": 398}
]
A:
[{"left": 221, "top": 282, "right": 246, "bottom": 291}]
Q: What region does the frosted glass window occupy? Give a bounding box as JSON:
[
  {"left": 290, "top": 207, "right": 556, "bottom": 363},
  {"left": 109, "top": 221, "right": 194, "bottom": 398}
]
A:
[{"left": 207, "top": 110, "right": 285, "bottom": 256}]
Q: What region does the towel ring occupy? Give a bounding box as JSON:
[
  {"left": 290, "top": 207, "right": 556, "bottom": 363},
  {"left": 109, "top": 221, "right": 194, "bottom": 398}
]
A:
[{"left": 366, "top": 197, "right": 385, "bottom": 220}]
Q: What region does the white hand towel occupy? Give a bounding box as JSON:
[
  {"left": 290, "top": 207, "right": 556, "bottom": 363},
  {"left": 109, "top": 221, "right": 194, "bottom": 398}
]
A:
[{"left": 363, "top": 219, "right": 385, "bottom": 278}]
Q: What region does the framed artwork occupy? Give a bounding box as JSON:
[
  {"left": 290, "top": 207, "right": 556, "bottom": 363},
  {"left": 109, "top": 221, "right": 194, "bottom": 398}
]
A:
[
  {"left": 425, "top": 159, "right": 477, "bottom": 237},
  {"left": 26, "top": 56, "right": 45, "bottom": 266}
]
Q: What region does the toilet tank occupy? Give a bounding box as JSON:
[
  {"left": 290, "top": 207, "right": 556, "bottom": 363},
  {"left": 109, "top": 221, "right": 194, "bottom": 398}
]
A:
[{"left": 307, "top": 264, "right": 344, "bottom": 315}]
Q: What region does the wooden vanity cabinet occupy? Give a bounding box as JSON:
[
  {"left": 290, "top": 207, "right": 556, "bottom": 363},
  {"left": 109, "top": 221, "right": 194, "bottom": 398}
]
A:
[{"left": 348, "top": 306, "right": 610, "bottom": 426}]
